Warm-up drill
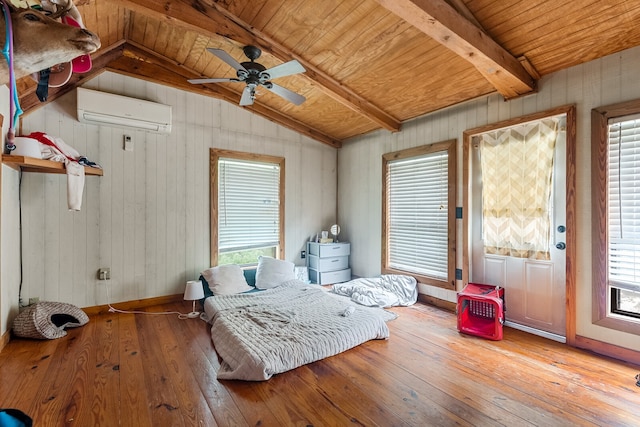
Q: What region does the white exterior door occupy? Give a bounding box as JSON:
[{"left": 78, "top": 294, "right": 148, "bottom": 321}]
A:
[{"left": 469, "top": 119, "right": 567, "bottom": 340}]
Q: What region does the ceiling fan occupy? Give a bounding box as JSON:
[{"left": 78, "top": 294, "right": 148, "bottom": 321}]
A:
[{"left": 188, "top": 45, "right": 306, "bottom": 106}]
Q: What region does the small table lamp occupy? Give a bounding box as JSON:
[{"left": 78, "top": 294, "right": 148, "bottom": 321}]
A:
[{"left": 184, "top": 280, "right": 205, "bottom": 319}]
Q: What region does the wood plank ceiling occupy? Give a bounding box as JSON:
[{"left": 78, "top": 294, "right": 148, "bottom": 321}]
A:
[{"left": 14, "top": 0, "right": 640, "bottom": 147}]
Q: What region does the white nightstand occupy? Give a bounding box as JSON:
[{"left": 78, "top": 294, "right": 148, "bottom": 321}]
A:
[{"left": 306, "top": 242, "right": 351, "bottom": 285}]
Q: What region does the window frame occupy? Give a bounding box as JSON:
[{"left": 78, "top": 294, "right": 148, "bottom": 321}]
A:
[
  {"left": 381, "top": 140, "right": 457, "bottom": 290},
  {"left": 210, "top": 148, "right": 285, "bottom": 267},
  {"left": 592, "top": 100, "right": 640, "bottom": 335},
  {"left": 611, "top": 289, "right": 640, "bottom": 320}
]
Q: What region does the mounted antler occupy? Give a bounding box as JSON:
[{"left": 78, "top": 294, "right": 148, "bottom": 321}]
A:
[
  {"left": 48, "top": 2, "right": 73, "bottom": 19},
  {"left": 42, "top": 0, "right": 82, "bottom": 23}
]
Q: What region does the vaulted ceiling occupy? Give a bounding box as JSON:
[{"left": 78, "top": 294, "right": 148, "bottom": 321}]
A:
[{"left": 15, "top": 0, "right": 640, "bottom": 148}]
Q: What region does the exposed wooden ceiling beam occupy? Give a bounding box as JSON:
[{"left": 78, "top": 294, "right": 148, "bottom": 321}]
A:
[
  {"left": 109, "top": 0, "right": 401, "bottom": 132},
  {"left": 108, "top": 43, "right": 342, "bottom": 148},
  {"left": 375, "top": 0, "right": 537, "bottom": 99},
  {"left": 444, "top": 0, "right": 485, "bottom": 30}
]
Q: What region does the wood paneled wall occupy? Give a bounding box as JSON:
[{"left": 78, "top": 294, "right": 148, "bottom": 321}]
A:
[
  {"left": 338, "top": 45, "right": 640, "bottom": 353},
  {"left": 1, "top": 84, "right": 22, "bottom": 338},
  {"left": 1, "top": 165, "right": 21, "bottom": 339},
  {"left": 16, "top": 72, "right": 337, "bottom": 308}
]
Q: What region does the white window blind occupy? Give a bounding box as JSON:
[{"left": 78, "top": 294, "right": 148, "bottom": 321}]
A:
[
  {"left": 387, "top": 151, "right": 449, "bottom": 279},
  {"left": 218, "top": 158, "right": 280, "bottom": 253},
  {"left": 608, "top": 116, "right": 640, "bottom": 292}
]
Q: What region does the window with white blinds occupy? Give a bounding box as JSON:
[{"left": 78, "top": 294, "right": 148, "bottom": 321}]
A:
[
  {"left": 607, "top": 115, "right": 640, "bottom": 317},
  {"left": 218, "top": 158, "right": 280, "bottom": 252},
  {"left": 210, "top": 149, "right": 284, "bottom": 266},
  {"left": 382, "top": 140, "right": 456, "bottom": 288}
]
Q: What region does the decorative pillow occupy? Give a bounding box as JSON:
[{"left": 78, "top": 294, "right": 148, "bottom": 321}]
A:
[
  {"left": 255, "top": 256, "right": 295, "bottom": 289},
  {"left": 201, "top": 264, "right": 253, "bottom": 295},
  {"left": 243, "top": 268, "right": 257, "bottom": 287}
]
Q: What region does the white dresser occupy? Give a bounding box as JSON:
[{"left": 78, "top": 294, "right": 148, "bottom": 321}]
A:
[{"left": 307, "top": 242, "right": 351, "bottom": 285}]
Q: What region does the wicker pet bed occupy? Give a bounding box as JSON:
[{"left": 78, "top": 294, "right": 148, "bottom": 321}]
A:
[{"left": 12, "top": 301, "right": 89, "bottom": 340}]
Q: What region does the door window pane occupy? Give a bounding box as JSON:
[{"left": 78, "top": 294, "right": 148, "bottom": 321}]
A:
[{"left": 479, "top": 118, "right": 559, "bottom": 260}]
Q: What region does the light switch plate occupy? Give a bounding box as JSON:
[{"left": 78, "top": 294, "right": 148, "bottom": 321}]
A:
[{"left": 124, "top": 135, "right": 133, "bottom": 151}]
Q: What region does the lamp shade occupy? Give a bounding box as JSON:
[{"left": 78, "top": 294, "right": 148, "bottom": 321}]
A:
[{"left": 184, "top": 280, "right": 204, "bottom": 301}]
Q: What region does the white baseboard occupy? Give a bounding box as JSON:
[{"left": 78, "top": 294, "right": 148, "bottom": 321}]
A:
[{"left": 504, "top": 321, "right": 566, "bottom": 343}]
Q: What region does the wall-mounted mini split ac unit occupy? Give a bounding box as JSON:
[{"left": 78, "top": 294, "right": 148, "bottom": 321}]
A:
[{"left": 77, "top": 87, "right": 172, "bottom": 134}]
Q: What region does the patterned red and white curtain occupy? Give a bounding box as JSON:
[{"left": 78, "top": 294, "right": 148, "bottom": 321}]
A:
[{"left": 480, "top": 118, "right": 559, "bottom": 260}]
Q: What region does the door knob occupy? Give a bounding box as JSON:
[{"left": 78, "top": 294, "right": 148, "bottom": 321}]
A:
[{"left": 556, "top": 242, "right": 566, "bottom": 250}]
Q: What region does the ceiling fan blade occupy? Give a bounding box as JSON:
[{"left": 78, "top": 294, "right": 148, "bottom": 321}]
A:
[
  {"left": 207, "top": 48, "right": 247, "bottom": 72},
  {"left": 188, "top": 77, "right": 238, "bottom": 84},
  {"left": 239, "top": 86, "right": 255, "bottom": 106},
  {"left": 266, "top": 83, "right": 306, "bottom": 105},
  {"left": 262, "top": 60, "right": 306, "bottom": 80}
]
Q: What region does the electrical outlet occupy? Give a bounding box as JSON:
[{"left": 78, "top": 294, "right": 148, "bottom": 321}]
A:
[
  {"left": 29, "top": 297, "right": 40, "bottom": 305},
  {"left": 98, "top": 268, "right": 111, "bottom": 280},
  {"left": 301, "top": 250, "right": 306, "bottom": 259}
]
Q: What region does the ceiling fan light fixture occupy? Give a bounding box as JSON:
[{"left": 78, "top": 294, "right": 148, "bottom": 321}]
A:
[{"left": 188, "top": 45, "right": 307, "bottom": 107}]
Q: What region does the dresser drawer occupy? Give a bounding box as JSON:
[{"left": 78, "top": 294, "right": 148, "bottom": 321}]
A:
[
  {"left": 308, "top": 242, "right": 350, "bottom": 258},
  {"left": 308, "top": 255, "right": 349, "bottom": 272},
  {"left": 309, "top": 268, "right": 351, "bottom": 285}
]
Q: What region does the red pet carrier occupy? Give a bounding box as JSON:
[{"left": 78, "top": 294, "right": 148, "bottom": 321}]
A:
[{"left": 457, "top": 283, "right": 505, "bottom": 340}]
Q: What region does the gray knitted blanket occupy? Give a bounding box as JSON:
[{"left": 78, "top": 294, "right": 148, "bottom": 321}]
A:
[{"left": 203, "top": 281, "right": 396, "bottom": 381}]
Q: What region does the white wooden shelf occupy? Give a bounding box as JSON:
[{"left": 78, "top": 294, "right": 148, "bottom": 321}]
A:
[{"left": 2, "top": 155, "right": 103, "bottom": 176}]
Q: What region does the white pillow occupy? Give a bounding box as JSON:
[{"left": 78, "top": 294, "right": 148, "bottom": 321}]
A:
[
  {"left": 255, "top": 256, "right": 295, "bottom": 289},
  {"left": 201, "top": 264, "right": 252, "bottom": 295}
]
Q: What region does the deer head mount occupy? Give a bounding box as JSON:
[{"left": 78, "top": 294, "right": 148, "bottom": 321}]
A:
[{"left": 0, "top": 1, "right": 100, "bottom": 86}]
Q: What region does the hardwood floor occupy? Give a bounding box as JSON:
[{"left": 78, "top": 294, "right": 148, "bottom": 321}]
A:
[{"left": 1, "top": 301, "right": 639, "bottom": 426}]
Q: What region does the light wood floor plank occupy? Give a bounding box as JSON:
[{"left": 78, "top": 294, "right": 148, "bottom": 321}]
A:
[
  {"left": 135, "top": 311, "right": 187, "bottom": 426},
  {"left": 314, "top": 339, "right": 475, "bottom": 426},
  {"left": 80, "top": 312, "right": 122, "bottom": 426},
  {"left": 374, "top": 323, "right": 575, "bottom": 426},
  {"left": 171, "top": 309, "right": 250, "bottom": 426},
  {"left": 28, "top": 315, "right": 97, "bottom": 425},
  {"left": 117, "top": 312, "right": 154, "bottom": 427},
  {"left": 296, "top": 362, "right": 413, "bottom": 426},
  {"left": 0, "top": 300, "right": 638, "bottom": 426},
  {"left": 0, "top": 337, "right": 60, "bottom": 412},
  {"left": 391, "top": 303, "right": 639, "bottom": 426},
  {"left": 145, "top": 308, "right": 219, "bottom": 427}
]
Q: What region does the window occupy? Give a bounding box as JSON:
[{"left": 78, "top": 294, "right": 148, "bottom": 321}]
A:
[
  {"left": 479, "top": 118, "right": 559, "bottom": 260},
  {"left": 606, "top": 115, "right": 640, "bottom": 319},
  {"left": 382, "top": 140, "right": 456, "bottom": 289},
  {"left": 210, "top": 149, "right": 285, "bottom": 266},
  {"left": 592, "top": 101, "right": 640, "bottom": 333},
  {"left": 612, "top": 289, "right": 640, "bottom": 320}
]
